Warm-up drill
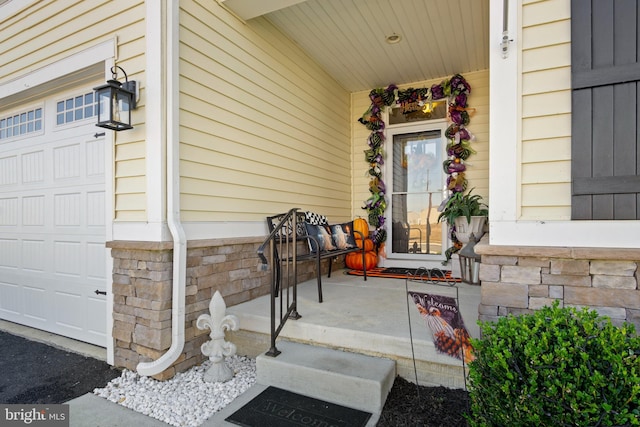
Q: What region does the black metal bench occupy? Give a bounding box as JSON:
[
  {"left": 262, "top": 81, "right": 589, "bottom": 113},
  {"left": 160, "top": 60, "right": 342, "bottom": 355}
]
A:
[{"left": 265, "top": 210, "right": 368, "bottom": 303}]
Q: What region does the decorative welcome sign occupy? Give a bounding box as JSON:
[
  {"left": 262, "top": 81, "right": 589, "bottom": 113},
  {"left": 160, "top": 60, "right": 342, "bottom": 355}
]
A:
[{"left": 408, "top": 291, "right": 474, "bottom": 363}]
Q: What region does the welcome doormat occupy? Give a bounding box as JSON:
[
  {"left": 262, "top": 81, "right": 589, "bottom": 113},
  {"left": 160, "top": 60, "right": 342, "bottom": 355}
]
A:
[
  {"left": 226, "top": 386, "right": 371, "bottom": 427},
  {"left": 346, "top": 267, "right": 460, "bottom": 284}
]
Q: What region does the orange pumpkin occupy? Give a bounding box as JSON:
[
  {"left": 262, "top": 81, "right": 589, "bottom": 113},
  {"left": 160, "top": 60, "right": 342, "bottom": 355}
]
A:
[
  {"left": 356, "top": 238, "right": 375, "bottom": 252},
  {"left": 353, "top": 217, "right": 369, "bottom": 240},
  {"left": 345, "top": 251, "right": 377, "bottom": 271}
]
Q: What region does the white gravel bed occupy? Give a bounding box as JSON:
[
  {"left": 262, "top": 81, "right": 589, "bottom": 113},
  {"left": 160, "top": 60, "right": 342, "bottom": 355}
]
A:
[{"left": 93, "top": 355, "right": 256, "bottom": 427}]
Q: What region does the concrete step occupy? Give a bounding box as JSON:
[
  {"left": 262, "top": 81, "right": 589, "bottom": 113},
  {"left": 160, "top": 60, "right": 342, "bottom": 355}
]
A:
[{"left": 256, "top": 340, "right": 396, "bottom": 414}]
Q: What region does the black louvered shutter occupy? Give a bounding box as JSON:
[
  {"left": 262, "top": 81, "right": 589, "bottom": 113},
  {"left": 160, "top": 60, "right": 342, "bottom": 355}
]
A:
[{"left": 571, "top": 0, "right": 640, "bottom": 220}]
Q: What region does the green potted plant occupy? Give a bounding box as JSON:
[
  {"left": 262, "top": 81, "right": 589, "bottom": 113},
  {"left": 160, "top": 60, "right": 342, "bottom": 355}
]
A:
[{"left": 437, "top": 189, "right": 488, "bottom": 243}]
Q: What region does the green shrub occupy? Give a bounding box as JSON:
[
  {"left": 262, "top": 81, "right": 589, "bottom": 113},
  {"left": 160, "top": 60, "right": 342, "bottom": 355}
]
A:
[{"left": 467, "top": 302, "right": 640, "bottom": 426}]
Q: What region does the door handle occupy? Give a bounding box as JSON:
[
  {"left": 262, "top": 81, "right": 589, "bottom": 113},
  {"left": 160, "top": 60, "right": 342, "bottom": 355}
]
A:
[{"left": 94, "top": 290, "right": 107, "bottom": 295}]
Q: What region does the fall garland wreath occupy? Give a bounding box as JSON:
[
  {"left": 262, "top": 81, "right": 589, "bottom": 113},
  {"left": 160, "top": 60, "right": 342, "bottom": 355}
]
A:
[{"left": 358, "top": 74, "right": 474, "bottom": 260}]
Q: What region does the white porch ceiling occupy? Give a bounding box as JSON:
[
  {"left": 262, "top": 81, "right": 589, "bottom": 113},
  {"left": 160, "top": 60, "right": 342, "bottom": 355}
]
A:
[{"left": 225, "top": 0, "right": 490, "bottom": 92}]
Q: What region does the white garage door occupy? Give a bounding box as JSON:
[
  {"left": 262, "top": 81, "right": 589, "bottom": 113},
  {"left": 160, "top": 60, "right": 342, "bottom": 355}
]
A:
[{"left": 0, "top": 84, "right": 108, "bottom": 346}]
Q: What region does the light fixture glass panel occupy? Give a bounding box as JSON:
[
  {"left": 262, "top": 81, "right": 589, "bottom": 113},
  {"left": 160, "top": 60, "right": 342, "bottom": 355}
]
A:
[
  {"left": 97, "top": 89, "right": 112, "bottom": 124},
  {"left": 116, "top": 90, "right": 131, "bottom": 124}
]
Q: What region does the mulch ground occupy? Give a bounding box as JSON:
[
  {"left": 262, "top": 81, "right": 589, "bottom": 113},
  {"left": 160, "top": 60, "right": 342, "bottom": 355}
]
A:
[{"left": 377, "top": 376, "right": 470, "bottom": 427}]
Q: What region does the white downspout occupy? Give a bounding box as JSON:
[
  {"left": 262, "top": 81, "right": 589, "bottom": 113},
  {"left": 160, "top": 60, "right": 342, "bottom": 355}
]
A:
[{"left": 137, "top": 0, "right": 185, "bottom": 376}]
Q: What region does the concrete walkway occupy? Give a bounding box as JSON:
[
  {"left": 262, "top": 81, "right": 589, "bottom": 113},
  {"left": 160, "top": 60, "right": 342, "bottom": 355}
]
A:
[
  {"left": 1, "top": 319, "right": 381, "bottom": 426},
  {"left": 67, "top": 383, "right": 381, "bottom": 426},
  {"left": 2, "top": 272, "right": 480, "bottom": 426}
]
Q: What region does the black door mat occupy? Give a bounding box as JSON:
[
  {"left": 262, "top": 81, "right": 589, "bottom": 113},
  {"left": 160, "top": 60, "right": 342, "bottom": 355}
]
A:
[{"left": 226, "top": 386, "right": 372, "bottom": 427}]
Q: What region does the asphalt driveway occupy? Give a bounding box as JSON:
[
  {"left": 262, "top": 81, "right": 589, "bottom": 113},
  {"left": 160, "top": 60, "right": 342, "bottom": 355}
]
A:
[{"left": 0, "top": 330, "right": 120, "bottom": 404}]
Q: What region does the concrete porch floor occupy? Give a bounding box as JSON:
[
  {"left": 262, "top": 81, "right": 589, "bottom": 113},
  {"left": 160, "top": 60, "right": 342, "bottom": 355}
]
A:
[{"left": 227, "top": 269, "right": 482, "bottom": 389}]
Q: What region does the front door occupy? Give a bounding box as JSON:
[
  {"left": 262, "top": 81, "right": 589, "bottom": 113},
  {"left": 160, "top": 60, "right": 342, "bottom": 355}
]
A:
[{"left": 383, "top": 118, "right": 448, "bottom": 268}]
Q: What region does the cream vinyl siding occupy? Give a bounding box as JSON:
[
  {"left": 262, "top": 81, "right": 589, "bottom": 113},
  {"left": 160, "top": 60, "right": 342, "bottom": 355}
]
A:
[
  {"left": 178, "top": 1, "right": 351, "bottom": 223},
  {"left": 351, "top": 70, "right": 490, "bottom": 218},
  {"left": 521, "top": 0, "right": 572, "bottom": 220},
  {"left": 0, "top": 0, "right": 147, "bottom": 221},
  {"left": 1, "top": 0, "right": 139, "bottom": 81}
]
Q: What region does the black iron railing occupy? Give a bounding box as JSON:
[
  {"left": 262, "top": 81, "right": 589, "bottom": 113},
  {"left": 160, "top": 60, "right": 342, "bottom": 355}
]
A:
[{"left": 257, "top": 208, "right": 302, "bottom": 356}]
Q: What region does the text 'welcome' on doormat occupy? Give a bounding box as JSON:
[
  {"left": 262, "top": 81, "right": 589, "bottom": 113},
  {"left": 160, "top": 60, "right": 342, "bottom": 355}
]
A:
[
  {"left": 346, "top": 267, "right": 460, "bottom": 284},
  {"left": 226, "top": 386, "right": 371, "bottom": 427}
]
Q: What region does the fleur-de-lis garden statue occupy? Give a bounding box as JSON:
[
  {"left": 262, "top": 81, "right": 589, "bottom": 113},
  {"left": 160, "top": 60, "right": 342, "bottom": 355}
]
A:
[{"left": 196, "top": 290, "right": 240, "bottom": 382}]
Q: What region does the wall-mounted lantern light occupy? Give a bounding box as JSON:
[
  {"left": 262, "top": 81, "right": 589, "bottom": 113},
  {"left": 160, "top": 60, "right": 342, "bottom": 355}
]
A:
[{"left": 94, "top": 66, "right": 137, "bottom": 131}]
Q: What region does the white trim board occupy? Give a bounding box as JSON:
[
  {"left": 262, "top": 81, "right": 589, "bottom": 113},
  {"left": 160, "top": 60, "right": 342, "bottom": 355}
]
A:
[
  {"left": 0, "top": 40, "right": 116, "bottom": 100},
  {"left": 145, "top": 0, "right": 166, "bottom": 229},
  {"left": 490, "top": 220, "right": 640, "bottom": 249},
  {"left": 489, "top": 0, "right": 520, "bottom": 225}
]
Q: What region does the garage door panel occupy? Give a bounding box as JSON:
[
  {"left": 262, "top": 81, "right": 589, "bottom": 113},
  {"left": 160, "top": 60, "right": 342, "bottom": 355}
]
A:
[
  {"left": 23, "top": 286, "right": 47, "bottom": 322},
  {"left": 22, "top": 150, "right": 45, "bottom": 183},
  {"left": 86, "top": 297, "right": 107, "bottom": 335},
  {"left": 9, "top": 178, "right": 104, "bottom": 193},
  {"left": 22, "top": 239, "right": 47, "bottom": 271},
  {"left": 87, "top": 242, "right": 106, "bottom": 279},
  {"left": 86, "top": 139, "right": 105, "bottom": 176},
  {"left": 54, "top": 193, "right": 82, "bottom": 226},
  {"left": 0, "top": 197, "right": 18, "bottom": 225},
  {"left": 53, "top": 144, "right": 81, "bottom": 180},
  {"left": 0, "top": 280, "right": 22, "bottom": 315},
  {"left": 0, "top": 86, "right": 106, "bottom": 346},
  {"left": 55, "top": 291, "right": 83, "bottom": 330},
  {"left": 23, "top": 195, "right": 45, "bottom": 225},
  {"left": 0, "top": 155, "right": 18, "bottom": 185},
  {"left": 87, "top": 191, "right": 105, "bottom": 226},
  {"left": 0, "top": 238, "right": 19, "bottom": 267},
  {"left": 54, "top": 240, "right": 82, "bottom": 276}
]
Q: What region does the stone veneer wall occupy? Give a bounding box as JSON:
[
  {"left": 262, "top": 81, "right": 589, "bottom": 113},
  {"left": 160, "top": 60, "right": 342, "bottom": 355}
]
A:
[
  {"left": 107, "top": 237, "right": 325, "bottom": 380},
  {"left": 475, "top": 242, "right": 640, "bottom": 330}
]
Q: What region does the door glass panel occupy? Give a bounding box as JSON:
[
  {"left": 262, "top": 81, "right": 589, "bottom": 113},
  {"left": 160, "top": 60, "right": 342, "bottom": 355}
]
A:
[{"left": 390, "top": 130, "right": 444, "bottom": 256}]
